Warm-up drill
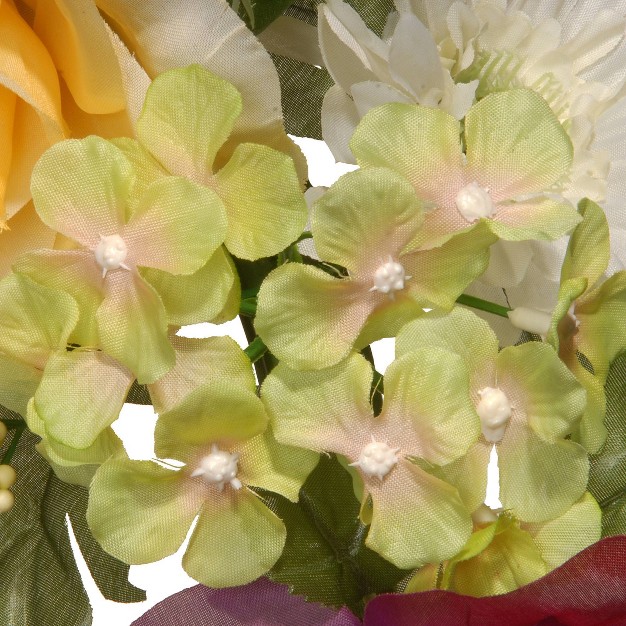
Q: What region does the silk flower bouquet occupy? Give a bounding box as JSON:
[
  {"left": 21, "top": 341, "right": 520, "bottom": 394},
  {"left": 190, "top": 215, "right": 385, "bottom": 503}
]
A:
[{"left": 2, "top": 0, "right": 626, "bottom": 624}]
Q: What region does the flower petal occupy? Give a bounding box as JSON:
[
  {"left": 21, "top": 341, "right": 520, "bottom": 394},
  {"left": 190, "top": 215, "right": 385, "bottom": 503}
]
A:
[
  {"left": 137, "top": 65, "right": 242, "bottom": 183},
  {"left": 35, "top": 349, "right": 133, "bottom": 449},
  {"left": 0, "top": 354, "right": 40, "bottom": 417},
  {"left": 311, "top": 167, "right": 423, "bottom": 276},
  {"left": 215, "top": 143, "right": 307, "bottom": 260},
  {"left": 87, "top": 459, "right": 204, "bottom": 564},
  {"left": 321, "top": 84, "right": 360, "bottom": 164},
  {"left": 255, "top": 263, "right": 377, "bottom": 370},
  {"left": 380, "top": 348, "right": 479, "bottom": 465},
  {"left": 367, "top": 460, "right": 472, "bottom": 568},
  {"left": 122, "top": 176, "right": 227, "bottom": 274},
  {"left": 30, "top": 136, "right": 133, "bottom": 247},
  {"left": 261, "top": 353, "right": 374, "bottom": 459},
  {"left": 96, "top": 271, "right": 174, "bottom": 384},
  {"left": 498, "top": 421, "right": 589, "bottom": 522},
  {"left": 465, "top": 89, "right": 573, "bottom": 200},
  {"left": 183, "top": 489, "right": 286, "bottom": 588},
  {"left": 140, "top": 246, "right": 238, "bottom": 327}
]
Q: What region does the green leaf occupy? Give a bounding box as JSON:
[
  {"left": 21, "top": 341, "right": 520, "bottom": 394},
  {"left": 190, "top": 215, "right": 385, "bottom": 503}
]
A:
[
  {"left": 0, "top": 429, "right": 144, "bottom": 626},
  {"left": 261, "top": 454, "right": 410, "bottom": 617},
  {"left": 228, "top": 0, "right": 293, "bottom": 34}
]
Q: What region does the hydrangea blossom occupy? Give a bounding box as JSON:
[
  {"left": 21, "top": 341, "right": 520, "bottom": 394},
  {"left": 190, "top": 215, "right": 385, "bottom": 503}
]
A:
[
  {"left": 255, "top": 166, "right": 494, "bottom": 369},
  {"left": 262, "top": 350, "right": 480, "bottom": 568},
  {"left": 396, "top": 307, "right": 588, "bottom": 522}
]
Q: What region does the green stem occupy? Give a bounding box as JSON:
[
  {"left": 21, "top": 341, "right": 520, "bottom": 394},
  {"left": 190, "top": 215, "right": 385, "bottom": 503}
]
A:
[
  {"left": 244, "top": 336, "right": 268, "bottom": 363},
  {"left": 240, "top": 297, "right": 258, "bottom": 317},
  {"left": 1, "top": 424, "right": 25, "bottom": 466},
  {"left": 456, "top": 294, "right": 511, "bottom": 318},
  {"left": 295, "top": 231, "right": 313, "bottom": 243},
  {"left": 0, "top": 419, "right": 25, "bottom": 430}
]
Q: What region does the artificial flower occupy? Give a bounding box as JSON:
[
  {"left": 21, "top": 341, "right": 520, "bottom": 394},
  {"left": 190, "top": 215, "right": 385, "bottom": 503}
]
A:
[
  {"left": 262, "top": 349, "right": 480, "bottom": 569},
  {"left": 396, "top": 307, "right": 588, "bottom": 522},
  {"left": 134, "top": 64, "right": 308, "bottom": 261},
  {"left": 318, "top": 0, "right": 478, "bottom": 163},
  {"left": 351, "top": 88, "right": 579, "bottom": 249},
  {"left": 407, "top": 495, "right": 601, "bottom": 597},
  {"left": 16, "top": 135, "right": 226, "bottom": 383},
  {"left": 255, "top": 166, "right": 494, "bottom": 370},
  {"left": 87, "top": 350, "right": 318, "bottom": 588}
]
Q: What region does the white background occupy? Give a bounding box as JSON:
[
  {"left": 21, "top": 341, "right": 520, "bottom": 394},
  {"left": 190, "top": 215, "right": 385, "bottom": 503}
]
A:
[{"left": 84, "top": 138, "right": 500, "bottom": 623}]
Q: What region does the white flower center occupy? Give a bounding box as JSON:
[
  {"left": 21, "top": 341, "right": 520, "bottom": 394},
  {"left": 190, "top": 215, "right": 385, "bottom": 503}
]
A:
[
  {"left": 455, "top": 182, "right": 495, "bottom": 222},
  {"left": 370, "top": 257, "right": 410, "bottom": 295},
  {"left": 350, "top": 439, "right": 400, "bottom": 480},
  {"left": 476, "top": 387, "right": 512, "bottom": 443},
  {"left": 94, "top": 234, "right": 129, "bottom": 278},
  {"left": 191, "top": 444, "right": 242, "bottom": 491}
]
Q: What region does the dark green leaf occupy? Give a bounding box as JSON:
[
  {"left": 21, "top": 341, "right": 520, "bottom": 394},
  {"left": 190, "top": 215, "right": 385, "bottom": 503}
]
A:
[
  {"left": 260, "top": 454, "right": 410, "bottom": 617},
  {"left": 228, "top": 0, "right": 293, "bottom": 33},
  {"left": 0, "top": 429, "right": 145, "bottom": 626}
]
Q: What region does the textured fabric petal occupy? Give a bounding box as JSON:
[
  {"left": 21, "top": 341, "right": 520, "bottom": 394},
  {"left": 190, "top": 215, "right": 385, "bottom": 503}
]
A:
[
  {"left": 150, "top": 334, "right": 254, "bottom": 415},
  {"left": 32, "top": 0, "right": 125, "bottom": 114},
  {"left": 87, "top": 459, "right": 204, "bottom": 564},
  {"left": 351, "top": 81, "right": 413, "bottom": 118},
  {"left": 311, "top": 167, "right": 423, "bottom": 276},
  {"left": 380, "top": 349, "right": 479, "bottom": 465},
  {"left": 255, "top": 263, "right": 377, "bottom": 370},
  {"left": 546, "top": 276, "right": 588, "bottom": 357},
  {"left": 367, "top": 460, "right": 472, "bottom": 568},
  {"left": 34, "top": 349, "right": 133, "bottom": 449},
  {"left": 498, "top": 421, "right": 589, "bottom": 522},
  {"left": 122, "top": 176, "right": 227, "bottom": 274},
  {"left": 487, "top": 197, "right": 581, "bottom": 242},
  {"left": 561, "top": 198, "right": 610, "bottom": 287},
  {"left": 526, "top": 492, "right": 601, "bottom": 569},
  {"left": 137, "top": 65, "right": 241, "bottom": 183},
  {"left": 496, "top": 342, "right": 586, "bottom": 442},
  {"left": 13, "top": 249, "right": 103, "bottom": 347},
  {"left": 0, "top": 272, "right": 79, "bottom": 369},
  {"left": 321, "top": 84, "right": 360, "bottom": 164},
  {"left": 0, "top": 354, "right": 40, "bottom": 417},
  {"left": 140, "top": 246, "right": 238, "bottom": 327},
  {"left": 396, "top": 307, "right": 499, "bottom": 393},
  {"left": 30, "top": 136, "right": 133, "bottom": 247},
  {"left": 154, "top": 383, "right": 268, "bottom": 462},
  {"left": 96, "top": 270, "right": 174, "bottom": 384},
  {"left": 261, "top": 353, "right": 374, "bottom": 460},
  {"left": 183, "top": 490, "right": 286, "bottom": 588},
  {"left": 214, "top": 143, "right": 307, "bottom": 260},
  {"left": 234, "top": 430, "right": 319, "bottom": 503},
  {"left": 465, "top": 89, "right": 573, "bottom": 200}
]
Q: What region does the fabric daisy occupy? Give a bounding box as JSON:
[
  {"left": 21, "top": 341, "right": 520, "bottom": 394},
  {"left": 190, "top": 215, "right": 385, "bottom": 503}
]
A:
[
  {"left": 262, "top": 349, "right": 480, "bottom": 569},
  {"left": 351, "top": 88, "right": 580, "bottom": 250},
  {"left": 396, "top": 307, "right": 588, "bottom": 522},
  {"left": 255, "top": 166, "right": 494, "bottom": 370}
]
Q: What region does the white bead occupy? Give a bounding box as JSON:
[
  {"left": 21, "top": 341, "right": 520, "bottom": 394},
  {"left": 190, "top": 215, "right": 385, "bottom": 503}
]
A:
[
  {"left": 371, "top": 257, "right": 411, "bottom": 296},
  {"left": 508, "top": 307, "right": 552, "bottom": 336},
  {"left": 191, "top": 444, "right": 242, "bottom": 491},
  {"left": 94, "top": 234, "right": 129, "bottom": 277},
  {"left": 0, "top": 465, "right": 16, "bottom": 490},
  {"left": 476, "top": 387, "right": 512, "bottom": 443},
  {"left": 455, "top": 182, "right": 494, "bottom": 222},
  {"left": 0, "top": 489, "right": 14, "bottom": 513},
  {"left": 471, "top": 504, "right": 500, "bottom": 526},
  {"left": 350, "top": 439, "right": 400, "bottom": 480}
]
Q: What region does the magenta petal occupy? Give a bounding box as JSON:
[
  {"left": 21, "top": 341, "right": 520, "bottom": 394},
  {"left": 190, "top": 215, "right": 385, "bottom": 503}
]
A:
[
  {"left": 364, "top": 537, "right": 626, "bottom": 626},
  {"left": 132, "top": 578, "right": 361, "bottom": 626}
]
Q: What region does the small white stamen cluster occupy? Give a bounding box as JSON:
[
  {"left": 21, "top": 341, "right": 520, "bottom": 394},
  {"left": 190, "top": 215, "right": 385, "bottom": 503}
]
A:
[
  {"left": 350, "top": 437, "right": 400, "bottom": 480},
  {"left": 476, "top": 387, "right": 513, "bottom": 443},
  {"left": 370, "top": 256, "right": 411, "bottom": 296},
  {"left": 191, "top": 444, "right": 242, "bottom": 491},
  {"left": 94, "top": 234, "right": 130, "bottom": 278},
  {"left": 455, "top": 182, "right": 495, "bottom": 222}
]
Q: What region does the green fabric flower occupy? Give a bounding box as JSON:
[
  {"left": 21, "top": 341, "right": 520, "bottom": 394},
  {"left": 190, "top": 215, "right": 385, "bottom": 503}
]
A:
[
  {"left": 262, "top": 350, "right": 480, "bottom": 569},
  {"left": 87, "top": 347, "right": 318, "bottom": 588},
  {"left": 17, "top": 135, "right": 227, "bottom": 383},
  {"left": 406, "top": 493, "right": 601, "bottom": 596},
  {"left": 255, "top": 166, "right": 495, "bottom": 370},
  {"left": 350, "top": 89, "right": 579, "bottom": 248},
  {"left": 397, "top": 307, "right": 588, "bottom": 522},
  {"left": 546, "top": 199, "right": 626, "bottom": 453},
  {"left": 135, "top": 64, "right": 308, "bottom": 261}
]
